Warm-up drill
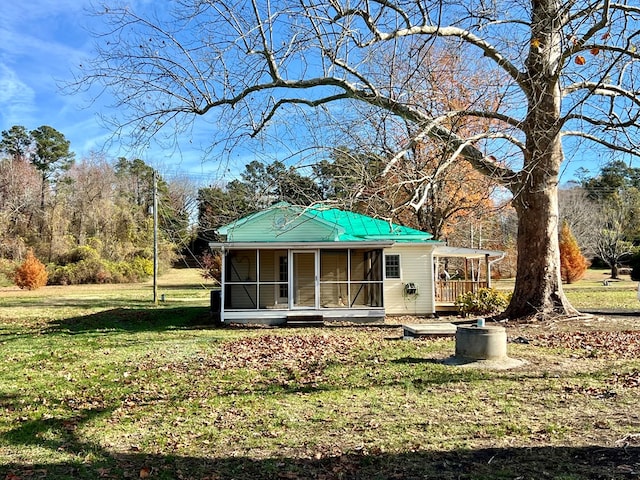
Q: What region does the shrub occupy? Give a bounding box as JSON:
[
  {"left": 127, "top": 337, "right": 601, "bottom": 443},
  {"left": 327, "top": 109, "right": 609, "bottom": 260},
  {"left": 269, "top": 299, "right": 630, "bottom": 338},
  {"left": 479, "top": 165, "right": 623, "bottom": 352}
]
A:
[
  {"left": 14, "top": 250, "right": 48, "bottom": 290},
  {"left": 201, "top": 252, "right": 222, "bottom": 284},
  {"left": 64, "top": 245, "right": 100, "bottom": 264},
  {"left": 455, "top": 288, "right": 511, "bottom": 316},
  {"left": 559, "top": 220, "right": 589, "bottom": 283},
  {"left": 128, "top": 257, "right": 154, "bottom": 281},
  {"left": 629, "top": 249, "right": 640, "bottom": 282},
  {"left": 0, "top": 258, "right": 17, "bottom": 287},
  {"left": 48, "top": 256, "right": 153, "bottom": 285},
  {"left": 48, "top": 259, "right": 105, "bottom": 285}
]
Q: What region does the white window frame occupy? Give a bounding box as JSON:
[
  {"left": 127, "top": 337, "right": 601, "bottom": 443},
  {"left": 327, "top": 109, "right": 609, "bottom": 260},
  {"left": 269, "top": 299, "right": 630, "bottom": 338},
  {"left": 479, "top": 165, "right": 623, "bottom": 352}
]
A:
[{"left": 384, "top": 253, "right": 401, "bottom": 279}]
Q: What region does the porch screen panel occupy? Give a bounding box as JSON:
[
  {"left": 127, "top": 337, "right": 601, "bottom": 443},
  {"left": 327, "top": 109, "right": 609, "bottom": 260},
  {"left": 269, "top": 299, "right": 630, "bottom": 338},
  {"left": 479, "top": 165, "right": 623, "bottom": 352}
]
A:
[
  {"left": 349, "top": 249, "right": 383, "bottom": 307},
  {"left": 350, "top": 250, "right": 366, "bottom": 281},
  {"left": 258, "top": 249, "right": 288, "bottom": 307},
  {"left": 320, "top": 282, "right": 349, "bottom": 308},
  {"left": 224, "top": 284, "right": 257, "bottom": 309},
  {"left": 259, "top": 284, "right": 286, "bottom": 309},
  {"left": 225, "top": 250, "right": 257, "bottom": 282},
  {"left": 320, "top": 250, "right": 348, "bottom": 281},
  {"left": 320, "top": 250, "right": 348, "bottom": 308},
  {"left": 350, "top": 282, "right": 383, "bottom": 307},
  {"left": 350, "top": 249, "right": 382, "bottom": 281},
  {"left": 259, "top": 250, "right": 288, "bottom": 282},
  {"left": 259, "top": 250, "right": 276, "bottom": 281},
  {"left": 225, "top": 250, "right": 257, "bottom": 309}
]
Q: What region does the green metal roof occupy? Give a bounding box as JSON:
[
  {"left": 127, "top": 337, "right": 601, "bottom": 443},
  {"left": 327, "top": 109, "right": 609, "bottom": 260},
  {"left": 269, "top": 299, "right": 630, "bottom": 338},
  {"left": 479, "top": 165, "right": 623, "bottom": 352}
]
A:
[
  {"left": 306, "top": 205, "right": 434, "bottom": 242},
  {"left": 216, "top": 202, "right": 436, "bottom": 244}
]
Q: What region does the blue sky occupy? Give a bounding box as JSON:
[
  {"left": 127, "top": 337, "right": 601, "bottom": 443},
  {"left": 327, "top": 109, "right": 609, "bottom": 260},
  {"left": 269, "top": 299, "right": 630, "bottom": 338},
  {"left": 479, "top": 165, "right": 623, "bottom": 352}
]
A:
[
  {"left": 0, "top": 2, "right": 114, "bottom": 155},
  {"left": 0, "top": 0, "right": 106, "bottom": 153},
  {"left": 0, "top": 0, "right": 620, "bottom": 186},
  {"left": 0, "top": 0, "right": 235, "bottom": 182}
]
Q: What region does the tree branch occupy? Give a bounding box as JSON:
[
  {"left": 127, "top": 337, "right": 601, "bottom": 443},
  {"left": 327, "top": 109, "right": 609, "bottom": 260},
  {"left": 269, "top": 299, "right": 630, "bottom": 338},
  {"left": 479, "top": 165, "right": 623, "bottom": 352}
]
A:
[{"left": 561, "top": 130, "right": 640, "bottom": 157}]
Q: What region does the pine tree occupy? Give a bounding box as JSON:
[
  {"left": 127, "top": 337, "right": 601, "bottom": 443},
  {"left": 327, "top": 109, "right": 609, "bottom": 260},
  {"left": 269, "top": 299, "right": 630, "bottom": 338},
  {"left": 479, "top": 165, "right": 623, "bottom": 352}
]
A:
[
  {"left": 14, "top": 249, "right": 48, "bottom": 290},
  {"left": 559, "top": 221, "right": 589, "bottom": 284}
]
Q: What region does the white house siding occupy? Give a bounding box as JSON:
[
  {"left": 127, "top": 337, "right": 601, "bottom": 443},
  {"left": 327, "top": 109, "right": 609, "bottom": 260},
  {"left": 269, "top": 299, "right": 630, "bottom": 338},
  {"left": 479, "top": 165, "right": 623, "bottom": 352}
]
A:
[{"left": 383, "top": 244, "right": 436, "bottom": 316}]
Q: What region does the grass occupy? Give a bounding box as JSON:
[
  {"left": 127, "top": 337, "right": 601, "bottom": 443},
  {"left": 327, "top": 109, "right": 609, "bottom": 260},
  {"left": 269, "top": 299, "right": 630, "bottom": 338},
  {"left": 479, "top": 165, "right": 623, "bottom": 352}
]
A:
[
  {"left": 563, "top": 269, "right": 639, "bottom": 312},
  {"left": 494, "top": 267, "right": 640, "bottom": 313},
  {"left": 1, "top": 268, "right": 640, "bottom": 479}
]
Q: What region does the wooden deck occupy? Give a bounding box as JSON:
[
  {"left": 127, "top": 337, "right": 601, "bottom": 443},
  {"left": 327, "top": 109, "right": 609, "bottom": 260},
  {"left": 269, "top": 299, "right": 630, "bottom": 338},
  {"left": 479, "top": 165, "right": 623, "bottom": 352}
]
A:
[{"left": 435, "top": 280, "right": 488, "bottom": 303}]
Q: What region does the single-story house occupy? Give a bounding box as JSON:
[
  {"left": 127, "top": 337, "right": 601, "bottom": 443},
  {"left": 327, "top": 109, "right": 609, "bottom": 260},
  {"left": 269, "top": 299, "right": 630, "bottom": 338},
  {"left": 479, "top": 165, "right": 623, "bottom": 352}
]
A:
[{"left": 209, "top": 202, "right": 504, "bottom": 325}]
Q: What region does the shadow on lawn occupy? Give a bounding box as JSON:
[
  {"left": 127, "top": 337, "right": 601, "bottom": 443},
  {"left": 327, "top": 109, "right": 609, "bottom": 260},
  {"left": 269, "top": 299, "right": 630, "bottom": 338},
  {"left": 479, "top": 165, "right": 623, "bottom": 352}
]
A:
[
  {"left": 3, "top": 403, "right": 639, "bottom": 480},
  {"left": 46, "top": 306, "right": 215, "bottom": 334},
  {"left": 2, "top": 375, "right": 639, "bottom": 479},
  {"left": 2, "top": 438, "right": 638, "bottom": 479}
]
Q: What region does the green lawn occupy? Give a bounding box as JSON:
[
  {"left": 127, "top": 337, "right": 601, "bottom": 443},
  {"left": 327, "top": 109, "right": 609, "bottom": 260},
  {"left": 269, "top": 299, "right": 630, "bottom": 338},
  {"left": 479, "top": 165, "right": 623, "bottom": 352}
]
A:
[
  {"left": 1, "top": 269, "right": 639, "bottom": 479},
  {"left": 564, "top": 270, "right": 639, "bottom": 312},
  {"left": 494, "top": 268, "right": 640, "bottom": 313}
]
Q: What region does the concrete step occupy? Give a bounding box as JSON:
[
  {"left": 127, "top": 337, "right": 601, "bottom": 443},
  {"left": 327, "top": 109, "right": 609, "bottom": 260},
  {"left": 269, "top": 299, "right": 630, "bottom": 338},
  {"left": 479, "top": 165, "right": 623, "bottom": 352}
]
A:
[
  {"left": 403, "top": 323, "right": 457, "bottom": 337},
  {"left": 285, "top": 315, "right": 324, "bottom": 328}
]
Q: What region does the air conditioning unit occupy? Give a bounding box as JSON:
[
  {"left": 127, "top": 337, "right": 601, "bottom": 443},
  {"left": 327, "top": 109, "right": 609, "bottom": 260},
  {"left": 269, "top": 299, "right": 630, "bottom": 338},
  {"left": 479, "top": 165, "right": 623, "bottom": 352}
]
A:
[{"left": 404, "top": 282, "right": 417, "bottom": 295}]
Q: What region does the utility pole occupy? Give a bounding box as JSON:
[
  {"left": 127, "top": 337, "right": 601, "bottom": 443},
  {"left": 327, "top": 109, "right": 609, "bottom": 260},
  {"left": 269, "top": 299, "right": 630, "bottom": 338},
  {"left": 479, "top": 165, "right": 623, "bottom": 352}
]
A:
[{"left": 153, "top": 170, "right": 158, "bottom": 305}]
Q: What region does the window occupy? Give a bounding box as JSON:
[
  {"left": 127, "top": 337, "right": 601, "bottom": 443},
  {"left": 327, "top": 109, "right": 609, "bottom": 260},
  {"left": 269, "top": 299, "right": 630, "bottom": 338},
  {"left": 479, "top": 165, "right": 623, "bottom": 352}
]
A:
[
  {"left": 279, "top": 255, "right": 288, "bottom": 299},
  {"left": 385, "top": 254, "right": 401, "bottom": 279}
]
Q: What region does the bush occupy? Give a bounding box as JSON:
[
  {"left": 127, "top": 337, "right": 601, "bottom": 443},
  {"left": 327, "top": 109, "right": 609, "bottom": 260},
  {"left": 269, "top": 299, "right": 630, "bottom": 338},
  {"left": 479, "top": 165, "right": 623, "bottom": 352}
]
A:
[
  {"left": 559, "top": 220, "right": 589, "bottom": 284},
  {"left": 201, "top": 252, "right": 222, "bottom": 284},
  {"left": 48, "top": 256, "right": 153, "bottom": 285},
  {"left": 127, "top": 257, "right": 154, "bottom": 282},
  {"left": 14, "top": 250, "right": 48, "bottom": 290},
  {"left": 48, "top": 259, "right": 106, "bottom": 285},
  {"left": 455, "top": 288, "right": 511, "bottom": 316},
  {"left": 629, "top": 250, "right": 640, "bottom": 282},
  {"left": 63, "top": 245, "right": 101, "bottom": 264},
  {"left": 0, "top": 258, "right": 17, "bottom": 287}
]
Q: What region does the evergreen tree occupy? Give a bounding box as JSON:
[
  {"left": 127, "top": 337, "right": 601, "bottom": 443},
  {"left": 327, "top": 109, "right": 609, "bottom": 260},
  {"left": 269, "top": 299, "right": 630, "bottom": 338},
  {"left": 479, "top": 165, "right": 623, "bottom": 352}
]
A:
[
  {"left": 30, "top": 125, "right": 75, "bottom": 209},
  {"left": 14, "top": 249, "right": 48, "bottom": 290},
  {"left": 559, "top": 220, "right": 588, "bottom": 284},
  {"left": 0, "top": 125, "right": 32, "bottom": 161}
]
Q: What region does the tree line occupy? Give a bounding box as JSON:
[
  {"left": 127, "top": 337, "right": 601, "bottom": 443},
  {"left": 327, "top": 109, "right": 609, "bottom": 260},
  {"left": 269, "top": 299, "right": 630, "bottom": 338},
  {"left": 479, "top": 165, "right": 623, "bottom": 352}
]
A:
[
  {"left": 197, "top": 154, "right": 640, "bottom": 285},
  {"left": 0, "top": 125, "right": 191, "bottom": 286},
  {"left": 1, "top": 123, "right": 517, "bottom": 287},
  {"left": 2, "top": 122, "right": 638, "bottom": 290},
  {"left": 560, "top": 160, "right": 640, "bottom": 281}
]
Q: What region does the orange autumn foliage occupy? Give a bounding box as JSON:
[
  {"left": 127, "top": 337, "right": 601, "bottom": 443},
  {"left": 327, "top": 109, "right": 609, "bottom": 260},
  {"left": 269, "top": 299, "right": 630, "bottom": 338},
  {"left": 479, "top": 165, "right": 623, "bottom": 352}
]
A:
[
  {"left": 559, "top": 221, "right": 589, "bottom": 284},
  {"left": 372, "top": 49, "right": 501, "bottom": 240},
  {"left": 14, "top": 249, "right": 48, "bottom": 290}
]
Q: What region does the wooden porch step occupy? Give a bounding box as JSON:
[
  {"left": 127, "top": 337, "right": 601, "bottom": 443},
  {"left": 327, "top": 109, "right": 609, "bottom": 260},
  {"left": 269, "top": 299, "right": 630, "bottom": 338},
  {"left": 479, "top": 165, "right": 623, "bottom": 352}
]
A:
[{"left": 285, "top": 314, "right": 324, "bottom": 328}]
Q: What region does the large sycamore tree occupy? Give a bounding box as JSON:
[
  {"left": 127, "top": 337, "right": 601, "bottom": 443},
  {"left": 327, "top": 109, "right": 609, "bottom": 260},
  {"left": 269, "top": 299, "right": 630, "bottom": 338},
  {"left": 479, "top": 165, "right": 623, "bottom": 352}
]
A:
[{"left": 78, "top": 1, "right": 640, "bottom": 319}]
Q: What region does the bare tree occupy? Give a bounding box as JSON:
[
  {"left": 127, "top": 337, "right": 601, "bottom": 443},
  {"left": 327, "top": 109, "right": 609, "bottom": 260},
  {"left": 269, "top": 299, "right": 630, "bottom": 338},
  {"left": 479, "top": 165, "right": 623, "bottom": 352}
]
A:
[
  {"left": 76, "top": 1, "right": 640, "bottom": 319},
  {"left": 0, "top": 157, "right": 40, "bottom": 258},
  {"left": 593, "top": 190, "right": 639, "bottom": 279},
  {"left": 66, "top": 154, "right": 117, "bottom": 247},
  {"left": 558, "top": 186, "right": 600, "bottom": 258}
]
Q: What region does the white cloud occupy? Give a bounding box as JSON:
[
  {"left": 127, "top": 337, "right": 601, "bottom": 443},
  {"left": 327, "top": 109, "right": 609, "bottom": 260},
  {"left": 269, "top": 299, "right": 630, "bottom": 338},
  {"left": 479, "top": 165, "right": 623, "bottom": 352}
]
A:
[{"left": 0, "top": 64, "right": 36, "bottom": 127}]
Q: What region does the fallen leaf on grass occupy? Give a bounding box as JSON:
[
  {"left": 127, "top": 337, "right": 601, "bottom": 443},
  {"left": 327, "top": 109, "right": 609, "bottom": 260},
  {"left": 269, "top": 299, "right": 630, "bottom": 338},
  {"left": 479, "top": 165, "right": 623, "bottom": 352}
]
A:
[
  {"left": 97, "top": 468, "right": 111, "bottom": 477},
  {"left": 616, "top": 433, "right": 640, "bottom": 446},
  {"left": 530, "top": 331, "right": 640, "bottom": 359}
]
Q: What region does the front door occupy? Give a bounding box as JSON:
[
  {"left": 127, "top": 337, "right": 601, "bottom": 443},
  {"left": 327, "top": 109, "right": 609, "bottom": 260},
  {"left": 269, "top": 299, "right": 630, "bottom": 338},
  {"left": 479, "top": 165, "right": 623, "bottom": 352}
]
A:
[{"left": 292, "top": 251, "right": 317, "bottom": 308}]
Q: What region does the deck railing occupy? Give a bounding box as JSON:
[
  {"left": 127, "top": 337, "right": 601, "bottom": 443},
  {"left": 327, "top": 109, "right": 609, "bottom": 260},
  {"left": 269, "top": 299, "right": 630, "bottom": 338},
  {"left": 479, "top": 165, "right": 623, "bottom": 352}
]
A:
[{"left": 435, "top": 280, "right": 488, "bottom": 303}]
